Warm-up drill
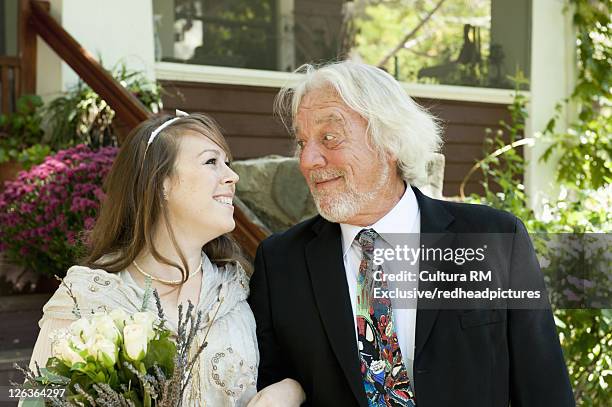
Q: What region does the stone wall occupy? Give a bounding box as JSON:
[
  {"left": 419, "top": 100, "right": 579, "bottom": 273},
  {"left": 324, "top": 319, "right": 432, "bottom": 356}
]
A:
[{"left": 232, "top": 153, "right": 445, "bottom": 232}]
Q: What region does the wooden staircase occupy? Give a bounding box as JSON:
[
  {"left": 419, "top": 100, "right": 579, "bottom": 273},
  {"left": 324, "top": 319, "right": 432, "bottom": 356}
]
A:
[{"left": 11, "top": 0, "right": 269, "bottom": 258}]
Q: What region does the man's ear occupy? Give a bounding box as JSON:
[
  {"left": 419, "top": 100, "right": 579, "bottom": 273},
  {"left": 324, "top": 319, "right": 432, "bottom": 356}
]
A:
[
  {"left": 381, "top": 150, "right": 402, "bottom": 177},
  {"left": 380, "top": 148, "right": 398, "bottom": 166}
]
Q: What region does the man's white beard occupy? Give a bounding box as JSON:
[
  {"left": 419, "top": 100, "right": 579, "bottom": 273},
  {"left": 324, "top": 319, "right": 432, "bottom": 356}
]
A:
[{"left": 310, "top": 160, "right": 391, "bottom": 224}]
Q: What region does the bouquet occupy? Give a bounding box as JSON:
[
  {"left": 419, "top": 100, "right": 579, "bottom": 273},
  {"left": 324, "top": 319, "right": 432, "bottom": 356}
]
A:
[{"left": 16, "top": 284, "right": 217, "bottom": 407}]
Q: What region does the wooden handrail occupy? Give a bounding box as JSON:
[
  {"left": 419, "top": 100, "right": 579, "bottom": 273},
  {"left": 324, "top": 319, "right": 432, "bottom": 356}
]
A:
[
  {"left": 0, "top": 57, "right": 21, "bottom": 67},
  {"left": 233, "top": 200, "right": 271, "bottom": 259},
  {"left": 19, "top": 0, "right": 37, "bottom": 95},
  {"left": 28, "top": 0, "right": 150, "bottom": 129},
  {"left": 26, "top": 0, "right": 269, "bottom": 257},
  {"left": 0, "top": 57, "right": 21, "bottom": 114}
]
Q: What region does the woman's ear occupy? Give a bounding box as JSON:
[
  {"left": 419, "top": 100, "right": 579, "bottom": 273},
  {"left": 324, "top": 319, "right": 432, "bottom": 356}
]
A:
[{"left": 162, "top": 177, "right": 172, "bottom": 201}]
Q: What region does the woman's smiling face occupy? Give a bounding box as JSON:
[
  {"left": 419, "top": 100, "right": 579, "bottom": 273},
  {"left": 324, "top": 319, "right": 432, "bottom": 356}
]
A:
[{"left": 163, "top": 131, "right": 239, "bottom": 241}]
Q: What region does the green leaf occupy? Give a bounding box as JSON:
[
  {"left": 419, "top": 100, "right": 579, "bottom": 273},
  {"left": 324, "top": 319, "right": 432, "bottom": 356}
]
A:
[
  {"left": 19, "top": 398, "right": 45, "bottom": 407},
  {"left": 46, "top": 357, "right": 71, "bottom": 377},
  {"left": 142, "top": 337, "right": 176, "bottom": 373},
  {"left": 35, "top": 368, "right": 71, "bottom": 386}
]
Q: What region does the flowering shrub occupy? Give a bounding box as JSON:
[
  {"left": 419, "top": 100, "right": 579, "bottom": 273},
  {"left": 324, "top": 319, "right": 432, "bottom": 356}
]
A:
[{"left": 0, "top": 145, "right": 117, "bottom": 277}]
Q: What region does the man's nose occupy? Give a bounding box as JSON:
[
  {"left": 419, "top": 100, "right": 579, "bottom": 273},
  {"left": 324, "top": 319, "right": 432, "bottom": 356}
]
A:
[{"left": 299, "top": 142, "right": 326, "bottom": 170}]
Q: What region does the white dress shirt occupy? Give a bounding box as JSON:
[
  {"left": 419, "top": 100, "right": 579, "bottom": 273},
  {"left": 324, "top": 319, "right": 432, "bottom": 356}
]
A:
[{"left": 340, "top": 184, "right": 420, "bottom": 386}]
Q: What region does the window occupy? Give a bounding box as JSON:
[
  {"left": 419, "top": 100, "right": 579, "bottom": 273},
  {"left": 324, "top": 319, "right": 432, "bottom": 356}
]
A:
[
  {"left": 0, "top": 0, "right": 18, "bottom": 56},
  {"left": 153, "top": 0, "right": 532, "bottom": 89},
  {"left": 154, "top": 0, "right": 277, "bottom": 69}
]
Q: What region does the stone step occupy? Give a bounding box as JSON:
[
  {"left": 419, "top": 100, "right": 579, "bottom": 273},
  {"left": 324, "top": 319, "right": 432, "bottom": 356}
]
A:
[{"left": 0, "top": 348, "right": 33, "bottom": 407}]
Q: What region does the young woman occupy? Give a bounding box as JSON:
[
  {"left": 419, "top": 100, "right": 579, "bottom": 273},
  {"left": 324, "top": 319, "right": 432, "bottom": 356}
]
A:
[{"left": 27, "top": 113, "right": 305, "bottom": 406}]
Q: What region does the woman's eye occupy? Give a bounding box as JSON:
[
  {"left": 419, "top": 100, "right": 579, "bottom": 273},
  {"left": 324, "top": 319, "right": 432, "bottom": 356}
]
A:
[
  {"left": 224, "top": 161, "right": 231, "bottom": 168},
  {"left": 205, "top": 158, "right": 217, "bottom": 165}
]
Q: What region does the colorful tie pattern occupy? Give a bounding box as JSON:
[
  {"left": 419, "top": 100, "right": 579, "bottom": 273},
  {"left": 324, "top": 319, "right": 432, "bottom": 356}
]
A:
[{"left": 356, "top": 229, "right": 416, "bottom": 406}]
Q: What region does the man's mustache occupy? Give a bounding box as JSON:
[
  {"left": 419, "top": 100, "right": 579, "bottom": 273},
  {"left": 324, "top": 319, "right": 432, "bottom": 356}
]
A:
[{"left": 309, "top": 169, "right": 346, "bottom": 183}]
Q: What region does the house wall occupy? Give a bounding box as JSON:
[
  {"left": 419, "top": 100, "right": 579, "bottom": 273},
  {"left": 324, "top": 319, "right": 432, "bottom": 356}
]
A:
[
  {"left": 160, "top": 80, "right": 512, "bottom": 197},
  {"left": 36, "top": 0, "right": 156, "bottom": 101},
  {"left": 525, "top": 0, "right": 575, "bottom": 212},
  {"left": 32, "top": 0, "right": 573, "bottom": 203}
]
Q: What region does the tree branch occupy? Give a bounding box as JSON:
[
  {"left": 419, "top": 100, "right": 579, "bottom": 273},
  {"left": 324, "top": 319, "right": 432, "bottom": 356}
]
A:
[{"left": 376, "top": 0, "right": 447, "bottom": 67}]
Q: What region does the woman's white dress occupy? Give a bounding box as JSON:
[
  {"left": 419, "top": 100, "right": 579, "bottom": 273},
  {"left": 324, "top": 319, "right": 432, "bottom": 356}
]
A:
[{"left": 28, "top": 254, "right": 259, "bottom": 406}]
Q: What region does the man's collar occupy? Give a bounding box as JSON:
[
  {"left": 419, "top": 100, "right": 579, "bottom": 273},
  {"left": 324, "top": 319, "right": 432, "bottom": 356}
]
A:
[{"left": 339, "top": 184, "right": 419, "bottom": 257}]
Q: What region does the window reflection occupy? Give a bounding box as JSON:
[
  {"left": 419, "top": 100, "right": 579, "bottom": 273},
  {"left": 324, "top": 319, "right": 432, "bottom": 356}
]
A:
[
  {"left": 0, "top": 0, "right": 18, "bottom": 57},
  {"left": 153, "top": 0, "right": 531, "bottom": 89}
]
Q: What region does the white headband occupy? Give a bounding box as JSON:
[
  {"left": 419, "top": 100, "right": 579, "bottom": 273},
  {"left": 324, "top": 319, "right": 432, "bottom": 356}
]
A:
[{"left": 146, "top": 109, "right": 189, "bottom": 147}]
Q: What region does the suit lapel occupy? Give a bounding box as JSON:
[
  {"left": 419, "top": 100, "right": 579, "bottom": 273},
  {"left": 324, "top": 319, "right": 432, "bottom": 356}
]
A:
[
  {"left": 305, "top": 218, "right": 368, "bottom": 407},
  {"left": 302, "top": 188, "right": 454, "bottom": 403},
  {"left": 412, "top": 187, "right": 455, "bottom": 360}
]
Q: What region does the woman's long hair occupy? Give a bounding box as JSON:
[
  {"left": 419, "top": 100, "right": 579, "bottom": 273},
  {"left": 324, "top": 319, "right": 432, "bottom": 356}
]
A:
[{"left": 83, "top": 113, "right": 251, "bottom": 281}]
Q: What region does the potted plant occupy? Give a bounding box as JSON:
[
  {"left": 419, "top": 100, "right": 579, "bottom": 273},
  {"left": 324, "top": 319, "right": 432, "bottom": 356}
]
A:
[
  {"left": 0, "top": 95, "right": 51, "bottom": 188},
  {"left": 45, "top": 62, "right": 162, "bottom": 149}
]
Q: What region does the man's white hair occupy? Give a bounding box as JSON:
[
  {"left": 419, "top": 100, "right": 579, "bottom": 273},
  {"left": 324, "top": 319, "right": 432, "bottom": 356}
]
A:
[{"left": 275, "top": 60, "right": 443, "bottom": 186}]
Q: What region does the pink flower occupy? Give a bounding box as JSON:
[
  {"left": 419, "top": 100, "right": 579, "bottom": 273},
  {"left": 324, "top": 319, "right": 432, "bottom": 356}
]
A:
[
  {"left": 0, "top": 145, "right": 118, "bottom": 275},
  {"left": 21, "top": 203, "right": 35, "bottom": 214},
  {"left": 93, "top": 187, "right": 106, "bottom": 201},
  {"left": 84, "top": 217, "right": 96, "bottom": 230}
]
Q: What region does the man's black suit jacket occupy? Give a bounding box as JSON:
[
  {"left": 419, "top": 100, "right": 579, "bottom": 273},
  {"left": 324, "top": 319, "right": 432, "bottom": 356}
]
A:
[{"left": 248, "top": 186, "right": 574, "bottom": 406}]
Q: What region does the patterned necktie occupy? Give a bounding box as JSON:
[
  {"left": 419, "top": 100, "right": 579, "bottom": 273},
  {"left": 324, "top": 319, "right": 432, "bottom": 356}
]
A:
[{"left": 356, "top": 229, "right": 416, "bottom": 406}]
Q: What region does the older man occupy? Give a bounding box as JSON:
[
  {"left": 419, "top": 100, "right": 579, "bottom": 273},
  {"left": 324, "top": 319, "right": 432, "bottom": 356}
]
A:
[{"left": 248, "top": 61, "right": 574, "bottom": 406}]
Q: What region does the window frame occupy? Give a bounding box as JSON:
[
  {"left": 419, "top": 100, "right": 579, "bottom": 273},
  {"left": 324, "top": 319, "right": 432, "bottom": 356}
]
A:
[{"left": 155, "top": 61, "right": 524, "bottom": 104}]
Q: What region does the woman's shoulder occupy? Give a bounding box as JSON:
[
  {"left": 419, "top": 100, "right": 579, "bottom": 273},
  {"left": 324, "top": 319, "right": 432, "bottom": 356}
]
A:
[
  {"left": 41, "top": 265, "right": 135, "bottom": 324},
  {"left": 218, "top": 260, "right": 250, "bottom": 296},
  {"left": 63, "top": 264, "right": 123, "bottom": 290}
]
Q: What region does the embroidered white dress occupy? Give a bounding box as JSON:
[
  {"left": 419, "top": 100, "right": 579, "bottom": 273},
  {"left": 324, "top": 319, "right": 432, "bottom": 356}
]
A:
[{"left": 27, "top": 254, "right": 259, "bottom": 406}]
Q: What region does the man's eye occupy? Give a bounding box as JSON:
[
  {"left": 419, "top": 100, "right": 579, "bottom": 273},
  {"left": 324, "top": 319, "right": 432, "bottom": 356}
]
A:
[
  {"left": 323, "top": 133, "right": 336, "bottom": 141},
  {"left": 296, "top": 140, "right": 305, "bottom": 149}
]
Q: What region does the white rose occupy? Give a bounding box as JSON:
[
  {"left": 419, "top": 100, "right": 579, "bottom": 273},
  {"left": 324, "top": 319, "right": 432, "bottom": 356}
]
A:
[
  {"left": 70, "top": 336, "right": 85, "bottom": 352},
  {"left": 92, "top": 314, "right": 120, "bottom": 343},
  {"left": 52, "top": 339, "right": 85, "bottom": 367},
  {"left": 123, "top": 324, "right": 148, "bottom": 362},
  {"left": 92, "top": 335, "right": 118, "bottom": 368},
  {"left": 131, "top": 311, "right": 157, "bottom": 340},
  {"left": 109, "top": 308, "right": 129, "bottom": 331},
  {"left": 70, "top": 318, "right": 95, "bottom": 343}
]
